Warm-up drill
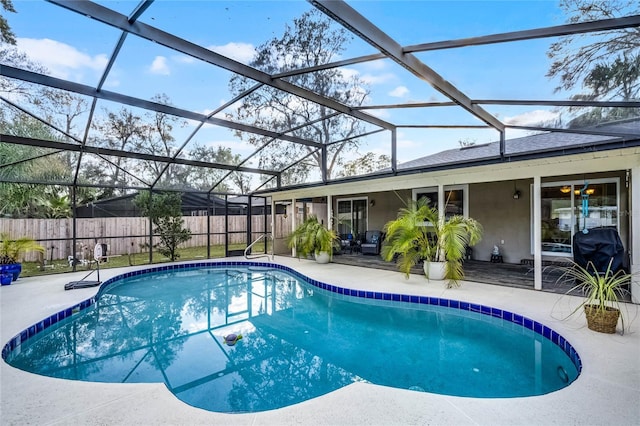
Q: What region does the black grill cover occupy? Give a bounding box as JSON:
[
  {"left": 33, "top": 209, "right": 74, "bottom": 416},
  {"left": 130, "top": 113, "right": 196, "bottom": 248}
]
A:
[{"left": 572, "top": 227, "right": 626, "bottom": 274}]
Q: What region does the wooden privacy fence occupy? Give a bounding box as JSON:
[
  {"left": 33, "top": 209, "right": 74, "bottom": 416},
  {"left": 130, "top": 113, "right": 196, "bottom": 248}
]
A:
[{"left": 0, "top": 215, "right": 288, "bottom": 262}]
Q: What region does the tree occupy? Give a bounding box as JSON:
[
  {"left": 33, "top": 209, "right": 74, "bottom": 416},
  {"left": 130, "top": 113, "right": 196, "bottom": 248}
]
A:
[
  {"left": 229, "top": 171, "right": 252, "bottom": 194},
  {"left": 42, "top": 193, "right": 71, "bottom": 218},
  {"left": 0, "top": 47, "right": 46, "bottom": 97},
  {"left": 30, "top": 88, "right": 89, "bottom": 172},
  {"left": 1, "top": 47, "right": 94, "bottom": 214},
  {"left": 0, "top": 0, "right": 16, "bottom": 45},
  {"left": 1, "top": 44, "right": 89, "bottom": 177},
  {"left": 547, "top": 0, "right": 640, "bottom": 95},
  {"left": 135, "top": 94, "right": 188, "bottom": 187},
  {"left": 583, "top": 54, "right": 640, "bottom": 101},
  {"left": 187, "top": 144, "right": 250, "bottom": 193},
  {"left": 36, "top": 88, "right": 89, "bottom": 141},
  {"left": 0, "top": 114, "right": 71, "bottom": 218},
  {"left": 89, "top": 107, "right": 145, "bottom": 197},
  {"left": 88, "top": 95, "right": 194, "bottom": 194},
  {"left": 546, "top": 0, "right": 640, "bottom": 127},
  {"left": 226, "top": 9, "right": 370, "bottom": 184},
  {"left": 0, "top": 47, "right": 87, "bottom": 135},
  {"left": 133, "top": 191, "right": 192, "bottom": 262},
  {"left": 337, "top": 152, "right": 391, "bottom": 177},
  {"left": 568, "top": 53, "right": 640, "bottom": 125},
  {"left": 0, "top": 48, "right": 56, "bottom": 136},
  {"left": 564, "top": 54, "right": 640, "bottom": 127}
]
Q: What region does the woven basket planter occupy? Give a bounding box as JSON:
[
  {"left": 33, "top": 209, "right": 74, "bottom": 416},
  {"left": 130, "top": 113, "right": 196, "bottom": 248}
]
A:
[{"left": 584, "top": 304, "right": 620, "bottom": 334}]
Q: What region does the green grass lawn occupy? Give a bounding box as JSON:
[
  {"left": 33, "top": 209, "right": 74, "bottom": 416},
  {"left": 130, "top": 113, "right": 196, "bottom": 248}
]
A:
[{"left": 19, "top": 243, "right": 268, "bottom": 278}]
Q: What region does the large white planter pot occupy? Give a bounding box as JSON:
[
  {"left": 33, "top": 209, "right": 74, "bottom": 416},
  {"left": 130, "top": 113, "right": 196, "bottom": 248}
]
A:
[
  {"left": 423, "top": 261, "right": 446, "bottom": 281},
  {"left": 314, "top": 251, "right": 331, "bottom": 264}
]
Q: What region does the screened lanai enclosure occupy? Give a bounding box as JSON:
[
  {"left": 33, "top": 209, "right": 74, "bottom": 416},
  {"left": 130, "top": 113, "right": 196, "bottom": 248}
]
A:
[{"left": 1, "top": 1, "right": 639, "bottom": 286}]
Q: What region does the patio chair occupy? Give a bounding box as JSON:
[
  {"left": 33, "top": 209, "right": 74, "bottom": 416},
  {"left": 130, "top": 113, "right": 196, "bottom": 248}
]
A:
[
  {"left": 340, "top": 233, "right": 355, "bottom": 254},
  {"left": 360, "top": 230, "right": 382, "bottom": 255}
]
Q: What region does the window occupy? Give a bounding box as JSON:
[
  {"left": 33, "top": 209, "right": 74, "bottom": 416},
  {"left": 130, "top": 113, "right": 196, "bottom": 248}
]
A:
[
  {"left": 412, "top": 185, "right": 468, "bottom": 219},
  {"left": 537, "top": 179, "right": 619, "bottom": 256}
]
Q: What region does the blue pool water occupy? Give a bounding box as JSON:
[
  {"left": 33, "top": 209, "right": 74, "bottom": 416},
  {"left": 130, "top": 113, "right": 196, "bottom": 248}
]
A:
[{"left": 3, "top": 262, "right": 580, "bottom": 413}]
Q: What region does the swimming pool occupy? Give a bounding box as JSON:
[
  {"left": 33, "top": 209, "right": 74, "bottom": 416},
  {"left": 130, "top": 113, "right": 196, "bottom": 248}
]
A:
[{"left": 2, "top": 261, "right": 581, "bottom": 413}]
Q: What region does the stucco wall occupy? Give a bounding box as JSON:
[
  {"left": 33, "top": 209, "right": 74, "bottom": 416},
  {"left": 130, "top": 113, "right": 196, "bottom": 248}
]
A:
[
  {"left": 366, "top": 190, "right": 410, "bottom": 231},
  {"left": 469, "top": 180, "right": 532, "bottom": 263}
]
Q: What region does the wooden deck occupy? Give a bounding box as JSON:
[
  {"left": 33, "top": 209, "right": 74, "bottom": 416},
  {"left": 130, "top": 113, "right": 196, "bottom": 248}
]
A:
[{"left": 331, "top": 253, "right": 575, "bottom": 294}]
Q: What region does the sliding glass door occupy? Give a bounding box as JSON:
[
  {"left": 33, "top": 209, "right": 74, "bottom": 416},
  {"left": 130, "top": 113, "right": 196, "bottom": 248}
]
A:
[
  {"left": 336, "top": 198, "right": 368, "bottom": 238},
  {"left": 540, "top": 186, "right": 573, "bottom": 254},
  {"left": 538, "top": 179, "right": 619, "bottom": 255}
]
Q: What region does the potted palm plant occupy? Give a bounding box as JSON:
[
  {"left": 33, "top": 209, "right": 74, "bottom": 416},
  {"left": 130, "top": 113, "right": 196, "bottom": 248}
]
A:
[
  {"left": 0, "top": 233, "right": 45, "bottom": 284},
  {"left": 381, "top": 198, "right": 483, "bottom": 288},
  {"left": 558, "top": 259, "right": 631, "bottom": 334},
  {"left": 287, "top": 215, "right": 338, "bottom": 264}
]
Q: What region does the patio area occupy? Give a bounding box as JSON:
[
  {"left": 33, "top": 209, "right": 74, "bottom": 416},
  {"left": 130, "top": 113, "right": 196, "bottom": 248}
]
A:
[
  {"left": 1, "top": 256, "right": 638, "bottom": 425},
  {"left": 332, "top": 253, "right": 573, "bottom": 293}
]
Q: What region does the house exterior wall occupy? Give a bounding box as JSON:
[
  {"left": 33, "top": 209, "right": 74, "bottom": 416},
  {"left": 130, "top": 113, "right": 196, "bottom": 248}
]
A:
[
  {"left": 469, "top": 170, "right": 628, "bottom": 264},
  {"left": 367, "top": 190, "right": 410, "bottom": 231},
  {"left": 469, "top": 180, "right": 532, "bottom": 263},
  {"left": 353, "top": 182, "right": 536, "bottom": 264},
  {"left": 328, "top": 169, "right": 629, "bottom": 266}
]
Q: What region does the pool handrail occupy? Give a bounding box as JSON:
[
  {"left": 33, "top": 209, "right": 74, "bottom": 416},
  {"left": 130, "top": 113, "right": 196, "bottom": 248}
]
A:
[{"left": 244, "top": 233, "right": 274, "bottom": 261}]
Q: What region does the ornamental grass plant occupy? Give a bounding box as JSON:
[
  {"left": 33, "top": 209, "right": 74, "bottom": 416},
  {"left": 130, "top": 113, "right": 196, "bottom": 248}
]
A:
[{"left": 557, "top": 259, "right": 632, "bottom": 334}]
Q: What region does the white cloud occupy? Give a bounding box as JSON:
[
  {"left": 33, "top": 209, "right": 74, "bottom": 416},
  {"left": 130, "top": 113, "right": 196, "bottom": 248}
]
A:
[
  {"left": 388, "top": 86, "right": 409, "bottom": 98},
  {"left": 333, "top": 67, "right": 394, "bottom": 86},
  {"left": 362, "top": 60, "right": 387, "bottom": 71},
  {"left": 503, "top": 110, "right": 559, "bottom": 126},
  {"left": 364, "top": 109, "right": 391, "bottom": 119},
  {"left": 173, "top": 54, "right": 196, "bottom": 64},
  {"left": 149, "top": 56, "right": 170, "bottom": 75},
  {"left": 360, "top": 72, "right": 396, "bottom": 85},
  {"left": 16, "top": 37, "right": 107, "bottom": 80},
  {"left": 340, "top": 67, "right": 360, "bottom": 80},
  {"left": 208, "top": 42, "right": 256, "bottom": 64}
]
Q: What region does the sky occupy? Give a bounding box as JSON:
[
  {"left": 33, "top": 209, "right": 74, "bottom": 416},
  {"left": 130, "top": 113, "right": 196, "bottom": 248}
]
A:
[{"left": 3, "top": 0, "right": 589, "bottom": 183}]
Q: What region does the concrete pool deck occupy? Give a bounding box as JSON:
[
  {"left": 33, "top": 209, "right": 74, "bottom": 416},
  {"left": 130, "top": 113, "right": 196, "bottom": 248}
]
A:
[{"left": 1, "top": 256, "right": 639, "bottom": 425}]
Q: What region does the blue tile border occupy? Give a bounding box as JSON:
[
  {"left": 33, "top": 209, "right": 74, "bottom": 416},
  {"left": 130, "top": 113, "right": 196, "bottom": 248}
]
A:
[{"left": 2, "top": 260, "right": 582, "bottom": 374}]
